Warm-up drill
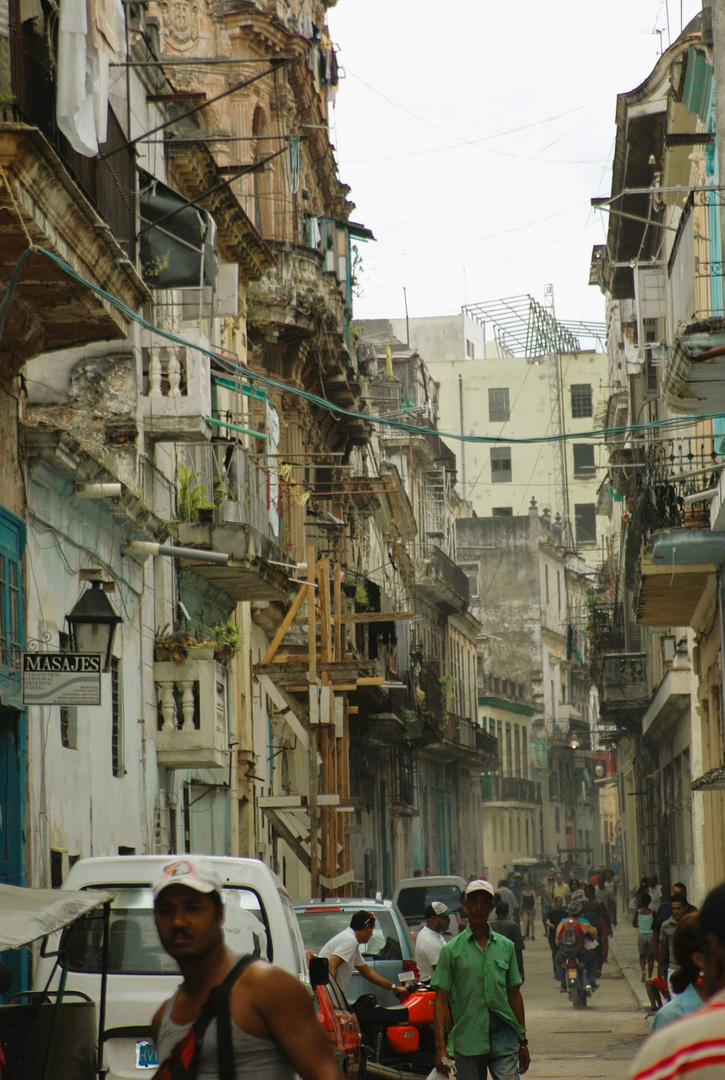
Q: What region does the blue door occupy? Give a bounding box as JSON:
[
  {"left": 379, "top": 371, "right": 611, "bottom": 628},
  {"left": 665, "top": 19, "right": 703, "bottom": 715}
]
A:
[{"left": 0, "top": 508, "right": 27, "bottom": 991}]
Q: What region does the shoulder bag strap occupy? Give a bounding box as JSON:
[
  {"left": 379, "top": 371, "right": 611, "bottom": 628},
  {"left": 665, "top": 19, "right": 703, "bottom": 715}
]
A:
[{"left": 211, "top": 954, "right": 260, "bottom": 1080}]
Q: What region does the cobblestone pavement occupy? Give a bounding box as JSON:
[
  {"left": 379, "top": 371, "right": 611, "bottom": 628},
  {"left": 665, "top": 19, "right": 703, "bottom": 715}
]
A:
[{"left": 520, "top": 910, "right": 654, "bottom": 1078}]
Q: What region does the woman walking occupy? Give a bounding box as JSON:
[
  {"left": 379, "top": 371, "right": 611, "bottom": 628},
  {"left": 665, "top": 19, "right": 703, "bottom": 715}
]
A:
[
  {"left": 521, "top": 880, "right": 537, "bottom": 940},
  {"left": 634, "top": 891, "right": 655, "bottom": 983}
]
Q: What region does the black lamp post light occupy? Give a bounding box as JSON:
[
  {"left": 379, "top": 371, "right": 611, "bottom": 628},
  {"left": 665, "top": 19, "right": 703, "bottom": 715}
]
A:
[{"left": 65, "top": 581, "right": 122, "bottom": 672}]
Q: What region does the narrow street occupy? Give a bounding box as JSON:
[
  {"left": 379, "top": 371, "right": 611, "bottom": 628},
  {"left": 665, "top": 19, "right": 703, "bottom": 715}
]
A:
[{"left": 522, "top": 914, "right": 650, "bottom": 1078}]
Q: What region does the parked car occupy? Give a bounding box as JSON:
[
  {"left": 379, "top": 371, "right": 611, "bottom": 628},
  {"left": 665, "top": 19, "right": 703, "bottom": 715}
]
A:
[
  {"left": 295, "top": 899, "right": 416, "bottom": 1005},
  {"left": 33, "top": 855, "right": 309, "bottom": 1080},
  {"left": 309, "top": 956, "right": 362, "bottom": 1080},
  {"left": 392, "top": 876, "right": 468, "bottom": 933}
]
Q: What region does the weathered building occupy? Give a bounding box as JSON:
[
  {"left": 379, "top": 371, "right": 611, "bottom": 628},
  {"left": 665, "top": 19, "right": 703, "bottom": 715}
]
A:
[
  {"left": 590, "top": 11, "right": 724, "bottom": 904},
  {"left": 457, "top": 504, "right": 603, "bottom": 874}
]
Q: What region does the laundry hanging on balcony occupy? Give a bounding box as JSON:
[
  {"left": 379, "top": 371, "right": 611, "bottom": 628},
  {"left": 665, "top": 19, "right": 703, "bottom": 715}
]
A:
[
  {"left": 56, "top": 0, "right": 123, "bottom": 155},
  {"left": 139, "top": 175, "right": 219, "bottom": 291}
]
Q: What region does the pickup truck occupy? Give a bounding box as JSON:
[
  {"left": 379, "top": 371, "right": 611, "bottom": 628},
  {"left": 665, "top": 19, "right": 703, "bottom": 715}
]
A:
[{"left": 33, "top": 854, "right": 308, "bottom": 1079}]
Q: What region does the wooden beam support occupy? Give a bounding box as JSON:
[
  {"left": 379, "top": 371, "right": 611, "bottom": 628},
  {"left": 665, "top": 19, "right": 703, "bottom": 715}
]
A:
[
  {"left": 356, "top": 676, "right": 386, "bottom": 686},
  {"left": 261, "top": 807, "right": 311, "bottom": 871},
  {"left": 333, "top": 562, "right": 342, "bottom": 661},
  {"left": 260, "top": 584, "right": 307, "bottom": 666},
  {"left": 256, "top": 674, "right": 310, "bottom": 751},
  {"left": 335, "top": 611, "right": 415, "bottom": 624}
]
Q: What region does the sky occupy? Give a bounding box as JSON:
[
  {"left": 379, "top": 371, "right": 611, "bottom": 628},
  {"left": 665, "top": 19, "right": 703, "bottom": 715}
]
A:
[{"left": 327, "top": 0, "right": 704, "bottom": 334}]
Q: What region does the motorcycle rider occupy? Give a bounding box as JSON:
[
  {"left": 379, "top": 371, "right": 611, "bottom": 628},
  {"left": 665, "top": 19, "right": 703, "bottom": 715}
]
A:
[{"left": 555, "top": 898, "right": 599, "bottom": 993}]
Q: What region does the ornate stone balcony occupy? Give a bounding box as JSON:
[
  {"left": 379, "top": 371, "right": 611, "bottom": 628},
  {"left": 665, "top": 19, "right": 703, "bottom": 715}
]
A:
[{"left": 154, "top": 656, "right": 228, "bottom": 769}]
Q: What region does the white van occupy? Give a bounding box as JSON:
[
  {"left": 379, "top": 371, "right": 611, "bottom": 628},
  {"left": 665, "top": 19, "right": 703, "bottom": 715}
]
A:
[
  {"left": 33, "top": 855, "right": 308, "bottom": 1079},
  {"left": 392, "top": 875, "right": 468, "bottom": 933}
]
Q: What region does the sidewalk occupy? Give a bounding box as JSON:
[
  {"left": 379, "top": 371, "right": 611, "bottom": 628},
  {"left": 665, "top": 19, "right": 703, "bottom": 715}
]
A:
[{"left": 605, "top": 905, "right": 650, "bottom": 1012}]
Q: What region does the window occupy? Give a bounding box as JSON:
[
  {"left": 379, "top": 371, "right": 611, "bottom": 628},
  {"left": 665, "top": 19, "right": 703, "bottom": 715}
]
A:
[
  {"left": 466, "top": 339, "right": 475, "bottom": 359},
  {"left": 51, "top": 850, "right": 64, "bottom": 888},
  {"left": 111, "top": 657, "right": 123, "bottom": 777},
  {"left": 488, "top": 388, "right": 510, "bottom": 422},
  {"left": 570, "top": 384, "right": 593, "bottom": 418},
  {"left": 490, "top": 446, "right": 512, "bottom": 483},
  {"left": 492, "top": 507, "right": 512, "bottom": 517},
  {"left": 573, "top": 443, "right": 596, "bottom": 477},
  {"left": 544, "top": 565, "right": 549, "bottom": 603},
  {"left": 575, "top": 503, "right": 597, "bottom": 546}
]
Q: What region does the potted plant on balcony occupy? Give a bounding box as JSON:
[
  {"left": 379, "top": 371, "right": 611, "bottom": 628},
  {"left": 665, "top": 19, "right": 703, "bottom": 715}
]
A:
[
  {"left": 212, "top": 621, "right": 242, "bottom": 668},
  {"left": 155, "top": 628, "right": 215, "bottom": 663}
]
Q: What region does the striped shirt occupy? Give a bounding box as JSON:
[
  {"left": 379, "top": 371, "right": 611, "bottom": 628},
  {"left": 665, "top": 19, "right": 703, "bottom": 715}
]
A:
[{"left": 629, "top": 986, "right": 725, "bottom": 1080}]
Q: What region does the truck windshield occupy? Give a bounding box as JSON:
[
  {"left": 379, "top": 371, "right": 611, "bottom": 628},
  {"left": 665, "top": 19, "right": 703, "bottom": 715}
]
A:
[
  {"left": 396, "top": 885, "right": 463, "bottom": 920},
  {"left": 62, "top": 886, "right": 270, "bottom": 974}
]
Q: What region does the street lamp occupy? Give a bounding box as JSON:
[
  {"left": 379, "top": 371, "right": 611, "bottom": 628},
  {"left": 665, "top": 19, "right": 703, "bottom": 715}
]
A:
[{"left": 66, "top": 581, "right": 122, "bottom": 672}]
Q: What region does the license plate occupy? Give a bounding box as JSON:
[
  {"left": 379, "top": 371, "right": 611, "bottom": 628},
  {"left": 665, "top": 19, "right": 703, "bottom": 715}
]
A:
[{"left": 135, "top": 1040, "right": 159, "bottom": 1070}]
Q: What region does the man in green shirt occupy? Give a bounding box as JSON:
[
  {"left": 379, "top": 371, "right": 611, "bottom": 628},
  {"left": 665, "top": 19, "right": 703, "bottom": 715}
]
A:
[{"left": 432, "top": 879, "right": 530, "bottom": 1080}]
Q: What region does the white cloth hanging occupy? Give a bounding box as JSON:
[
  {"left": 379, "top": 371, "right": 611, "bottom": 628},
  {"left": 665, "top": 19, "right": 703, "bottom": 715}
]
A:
[{"left": 56, "top": 0, "right": 122, "bottom": 156}]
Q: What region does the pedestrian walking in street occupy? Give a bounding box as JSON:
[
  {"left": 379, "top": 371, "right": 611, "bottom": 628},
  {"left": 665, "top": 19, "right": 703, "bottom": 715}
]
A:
[
  {"left": 582, "top": 883, "right": 610, "bottom": 977},
  {"left": 520, "top": 882, "right": 536, "bottom": 941},
  {"left": 319, "top": 911, "right": 407, "bottom": 999},
  {"left": 602, "top": 868, "right": 618, "bottom": 928},
  {"left": 551, "top": 872, "right": 569, "bottom": 906},
  {"left": 629, "top": 882, "right": 725, "bottom": 1080},
  {"left": 634, "top": 891, "right": 655, "bottom": 984},
  {"left": 650, "top": 914, "right": 706, "bottom": 1032},
  {"left": 432, "top": 879, "right": 530, "bottom": 1079},
  {"left": 416, "top": 903, "right": 451, "bottom": 980},
  {"left": 150, "top": 855, "right": 340, "bottom": 1080},
  {"left": 544, "top": 895, "right": 567, "bottom": 979},
  {"left": 510, "top": 873, "right": 524, "bottom": 925},
  {"left": 497, "top": 881, "right": 519, "bottom": 924},
  {"left": 489, "top": 899, "right": 525, "bottom": 982},
  {"left": 658, "top": 894, "right": 690, "bottom": 996}
]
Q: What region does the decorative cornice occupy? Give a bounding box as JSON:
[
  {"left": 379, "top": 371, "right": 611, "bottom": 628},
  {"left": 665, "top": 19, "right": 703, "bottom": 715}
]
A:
[{"left": 168, "top": 142, "right": 275, "bottom": 283}]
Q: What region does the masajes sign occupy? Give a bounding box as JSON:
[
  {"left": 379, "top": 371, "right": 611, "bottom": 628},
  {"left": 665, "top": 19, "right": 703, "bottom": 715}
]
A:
[{"left": 22, "top": 653, "right": 102, "bottom": 706}]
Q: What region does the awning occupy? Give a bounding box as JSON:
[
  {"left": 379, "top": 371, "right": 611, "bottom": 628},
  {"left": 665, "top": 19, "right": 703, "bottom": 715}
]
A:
[
  {"left": 139, "top": 174, "right": 218, "bottom": 290},
  {"left": 0, "top": 883, "right": 112, "bottom": 950}
]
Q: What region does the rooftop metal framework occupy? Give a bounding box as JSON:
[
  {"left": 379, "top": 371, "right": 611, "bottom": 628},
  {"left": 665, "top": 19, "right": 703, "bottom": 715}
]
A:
[{"left": 462, "top": 295, "right": 606, "bottom": 357}]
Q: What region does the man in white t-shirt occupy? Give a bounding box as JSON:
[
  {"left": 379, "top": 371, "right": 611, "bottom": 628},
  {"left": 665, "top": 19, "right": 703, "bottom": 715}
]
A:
[
  {"left": 415, "top": 903, "right": 450, "bottom": 979},
  {"left": 319, "top": 910, "right": 407, "bottom": 999}
]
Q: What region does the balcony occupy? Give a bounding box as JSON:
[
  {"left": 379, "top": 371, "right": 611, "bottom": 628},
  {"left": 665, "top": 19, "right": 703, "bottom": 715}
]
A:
[
  {"left": 155, "top": 657, "right": 228, "bottom": 769},
  {"left": 142, "top": 332, "right": 213, "bottom": 442},
  {"left": 662, "top": 314, "right": 725, "bottom": 415},
  {"left": 642, "top": 663, "right": 691, "bottom": 742},
  {"left": 428, "top": 712, "right": 499, "bottom": 771},
  {"left": 481, "top": 774, "right": 540, "bottom": 804},
  {"left": 173, "top": 441, "right": 290, "bottom": 602},
  {"left": 599, "top": 652, "right": 649, "bottom": 712},
  {"left": 625, "top": 439, "right": 722, "bottom": 625},
  {"left": 0, "top": 125, "right": 148, "bottom": 372},
  {"left": 415, "top": 546, "right": 470, "bottom": 614}
]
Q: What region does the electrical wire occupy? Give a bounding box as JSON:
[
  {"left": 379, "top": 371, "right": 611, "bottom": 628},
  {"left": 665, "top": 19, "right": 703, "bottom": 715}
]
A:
[{"left": 4, "top": 244, "right": 724, "bottom": 447}]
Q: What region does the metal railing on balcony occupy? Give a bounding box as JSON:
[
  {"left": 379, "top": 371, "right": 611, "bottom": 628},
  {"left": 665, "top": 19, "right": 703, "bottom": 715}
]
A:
[
  {"left": 416, "top": 546, "right": 470, "bottom": 605},
  {"left": 141, "top": 456, "right": 176, "bottom": 521},
  {"left": 481, "top": 774, "right": 540, "bottom": 803},
  {"left": 625, "top": 438, "right": 721, "bottom": 588},
  {"left": 175, "top": 441, "right": 273, "bottom": 538}
]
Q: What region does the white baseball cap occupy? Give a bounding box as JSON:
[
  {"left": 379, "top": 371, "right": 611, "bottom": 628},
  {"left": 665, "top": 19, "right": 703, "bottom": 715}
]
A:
[
  {"left": 465, "top": 879, "right": 495, "bottom": 898},
  {"left": 153, "top": 856, "right": 222, "bottom": 899}
]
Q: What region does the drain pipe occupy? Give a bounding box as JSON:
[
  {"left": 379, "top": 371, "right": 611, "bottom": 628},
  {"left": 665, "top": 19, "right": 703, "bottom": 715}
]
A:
[{"left": 124, "top": 541, "right": 230, "bottom": 564}]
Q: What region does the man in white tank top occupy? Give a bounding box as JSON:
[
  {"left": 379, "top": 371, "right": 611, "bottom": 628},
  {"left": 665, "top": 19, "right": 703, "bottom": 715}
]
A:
[{"left": 151, "top": 856, "right": 340, "bottom": 1080}]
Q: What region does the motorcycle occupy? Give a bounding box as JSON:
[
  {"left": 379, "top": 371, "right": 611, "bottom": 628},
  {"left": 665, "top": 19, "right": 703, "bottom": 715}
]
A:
[
  {"left": 564, "top": 954, "right": 592, "bottom": 1010},
  {"left": 353, "top": 977, "right": 436, "bottom": 1078}
]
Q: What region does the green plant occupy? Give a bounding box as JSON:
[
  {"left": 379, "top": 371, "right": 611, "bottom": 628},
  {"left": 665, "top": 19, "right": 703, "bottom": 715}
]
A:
[
  {"left": 213, "top": 621, "right": 243, "bottom": 667},
  {"left": 439, "top": 674, "right": 456, "bottom": 698},
  {"left": 177, "top": 462, "right": 209, "bottom": 521},
  {"left": 355, "top": 584, "right": 370, "bottom": 610}
]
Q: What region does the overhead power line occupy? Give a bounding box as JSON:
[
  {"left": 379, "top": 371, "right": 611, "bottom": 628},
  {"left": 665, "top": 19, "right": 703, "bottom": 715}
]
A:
[{"left": 1, "top": 246, "right": 719, "bottom": 447}]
